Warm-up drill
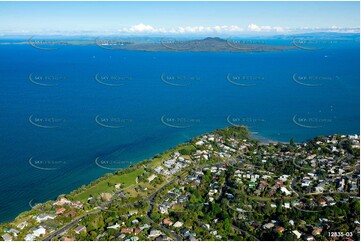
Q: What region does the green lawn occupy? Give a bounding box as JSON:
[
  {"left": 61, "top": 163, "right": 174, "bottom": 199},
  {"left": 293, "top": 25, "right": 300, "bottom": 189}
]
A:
[
  {"left": 73, "top": 168, "right": 144, "bottom": 202},
  {"left": 66, "top": 142, "right": 195, "bottom": 202}
]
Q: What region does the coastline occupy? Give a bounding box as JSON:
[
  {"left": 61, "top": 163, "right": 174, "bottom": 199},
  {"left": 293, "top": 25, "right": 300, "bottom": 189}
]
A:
[
  {"left": 250, "top": 133, "right": 289, "bottom": 145},
  {"left": 1, "top": 127, "right": 358, "bottom": 225},
  {"left": 0, "top": 125, "right": 359, "bottom": 241},
  {"left": 0, "top": 127, "right": 288, "bottom": 226}
]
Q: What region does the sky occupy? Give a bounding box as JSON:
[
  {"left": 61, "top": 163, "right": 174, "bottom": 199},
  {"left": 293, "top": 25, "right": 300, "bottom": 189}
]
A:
[{"left": 0, "top": 1, "right": 359, "bottom": 35}]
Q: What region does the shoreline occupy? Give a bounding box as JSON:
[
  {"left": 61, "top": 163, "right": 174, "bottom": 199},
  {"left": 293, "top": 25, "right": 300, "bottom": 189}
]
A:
[
  {"left": 250, "top": 132, "right": 290, "bottom": 145},
  {"left": 1, "top": 127, "right": 358, "bottom": 226}
]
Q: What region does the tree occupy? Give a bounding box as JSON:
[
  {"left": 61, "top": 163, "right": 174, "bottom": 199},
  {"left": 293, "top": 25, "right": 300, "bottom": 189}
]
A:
[{"left": 223, "top": 218, "right": 232, "bottom": 233}]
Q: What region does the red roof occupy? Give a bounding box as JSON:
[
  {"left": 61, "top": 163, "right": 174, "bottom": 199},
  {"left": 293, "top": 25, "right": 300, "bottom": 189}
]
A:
[
  {"left": 64, "top": 210, "right": 76, "bottom": 217},
  {"left": 121, "top": 228, "right": 133, "bottom": 234},
  {"left": 56, "top": 208, "right": 66, "bottom": 215},
  {"left": 275, "top": 226, "right": 285, "bottom": 232},
  {"left": 163, "top": 218, "right": 173, "bottom": 225}
]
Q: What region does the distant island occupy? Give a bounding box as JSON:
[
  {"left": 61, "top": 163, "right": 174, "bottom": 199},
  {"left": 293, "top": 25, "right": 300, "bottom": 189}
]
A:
[
  {"left": 0, "top": 126, "right": 359, "bottom": 241},
  {"left": 111, "top": 37, "right": 295, "bottom": 52},
  {"left": 1, "top": 37, "right": 296, "bottom": 52}
]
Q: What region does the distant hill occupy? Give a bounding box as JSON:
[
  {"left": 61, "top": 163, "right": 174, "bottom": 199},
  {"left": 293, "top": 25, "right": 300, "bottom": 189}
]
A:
[{"left": 118, "top": 37, "right": 295, "bottom": 52}]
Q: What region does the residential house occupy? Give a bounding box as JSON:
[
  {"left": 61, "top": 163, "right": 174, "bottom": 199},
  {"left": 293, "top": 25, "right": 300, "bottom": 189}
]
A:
[
  {"left": 74, "top": 225, "right": 86, "bottom": 234},
  {"left": 139, "top": 224, "right": 151, "bottom": 230},
  {"left": 16, "top": 221, "right": 28, "bottom": 230},
  {"left": 130, "top": 236, "right": 139, "bottom": 241},
  {"left": 274, "top": 226, "right": 285, "bottom": 233},
  {"left": 53, "top": 197, "right": 71, "bottom": 206},
  {"left": 1, "top": 234, "right": 12, "bottom": 241},
  {"left": 70, "top": 201, "right": 83, "bottom": 209},
  {"left": 149, "top": 229, "right": 162, "bottom": 237},
  {"left": 292, "top": 230, "right": 302, "bottom": 239},
  {"left": 312, "top": 227, "right": 323, "bottom": 236},
  {"left": 173, "top": 221, "right": 183, "bottom": 228},
  {"left": 280, "top": 187, "right": 292, "bottom": 196},
  {"left": 107, "top": 223, "right": 120, "bottom": 230},
  {"left": 64, "top": 210, "right": 76, "bottom": 218},
  {"left": 263, "top": 223, "right": 275, "bottom": 229},
  {"left": 163, "top": 218, "right": 173, "bottom": 226},
  {"left": 36, "top": 214, "right": 55, "bottom": 223},
  {"left": 24, "top": 234, "right": 36, "bottom": 241},
  {"left": 56, "top": 207, "right": 66, "bottom": 215},
  {"left": 8, "top": 229, "right": 19, "bottom": 238},
  {"left": 121, "top": 228, "right": 133, "bottom": 234},
  {"left": 155, "top": 235, "right": 170, "bottom": 241},
  {"left": 131, "top": 219, "right": 139, "bottom": 225},
  {"left": 33, "top": 226, "right": 46, "bottom": 237},
  {"left": 129, "top": 210, "right": 138, "bottom": 216},
  {"left": 318, "top": 199, "right": 327, "bottom": 207},
  {"left": 302, "top": 235, "right": 315, "bottom": 241}
]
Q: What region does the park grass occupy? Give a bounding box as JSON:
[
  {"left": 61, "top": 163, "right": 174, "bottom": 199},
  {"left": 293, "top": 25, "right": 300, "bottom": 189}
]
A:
[
  {"left": 73, "top": 168, "right": 144, "bottom": 202},
  {"left": 71, "top": 143, "right": 194, "bottom": 202}
]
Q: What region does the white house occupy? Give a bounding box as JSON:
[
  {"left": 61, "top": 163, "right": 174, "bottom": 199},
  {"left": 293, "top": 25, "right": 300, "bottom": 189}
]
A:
[
  {"left": 33, "top": 226, "right": 46, "bottom": 237},
  {"left": 17, "top": 221, "right": 28, "bottom": 230},
  {"left": 279, "top": 175, "right": 290, "bottom": 182},
  {"left": 107, "top": 223, "right": 120, "bottom": 230},
  {"left": 173, "top": 221, "right": 183, "bottom": 228},
  {"left": 36, "top": 214, "right": 55, "bottom": 223},
  {"left": 292, "top": 230, "right": 302, "bottom": 239},
  {"left": 24, "top": 234, "right": 36, "bottom": 241},
  {"left": 1, "top": 234, "right": 12, "bottom": 241},
  {"left": 280, "top": 187, "right": 292, "bottom": 196}
]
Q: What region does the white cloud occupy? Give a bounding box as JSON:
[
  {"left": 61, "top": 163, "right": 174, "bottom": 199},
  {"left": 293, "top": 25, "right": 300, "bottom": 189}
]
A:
[
  {"left": 119, "top": 24, "right": 244, "bottom": 34},
  {"left": 248, "top": 24, "right": 261, "bottom": 32},
  {"left": 248, "top": 24, "right": 285, "bottom": 33},
  {"left": 273, "top": 26, "right": 285, "bottom": 32},
  {"left": 117, "top": 23, "right": 359, "bottom": 35},
  {"left": 128, "top": 24, "right": 156, "bottom": 32}
]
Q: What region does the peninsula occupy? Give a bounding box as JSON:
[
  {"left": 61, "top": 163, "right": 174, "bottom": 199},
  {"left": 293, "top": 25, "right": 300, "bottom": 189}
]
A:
[{"left": 0, "top": 126, "right": 359, "bottom": 241}]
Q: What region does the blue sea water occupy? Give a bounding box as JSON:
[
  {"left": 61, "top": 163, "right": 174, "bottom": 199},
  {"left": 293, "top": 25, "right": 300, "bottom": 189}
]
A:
[{"left": 0, "top": 38, "right": 359, "bottom": 222}]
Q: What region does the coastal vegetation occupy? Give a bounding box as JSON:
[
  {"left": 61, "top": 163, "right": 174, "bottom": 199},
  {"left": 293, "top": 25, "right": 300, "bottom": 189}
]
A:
[{"left": 0, "top": 126, "right": 359, "bottom": 241}]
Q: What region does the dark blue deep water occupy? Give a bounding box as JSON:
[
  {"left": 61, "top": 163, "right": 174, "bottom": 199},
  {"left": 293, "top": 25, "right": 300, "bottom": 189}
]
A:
[{"left": 0, "top": 38, "right": 359, "bottom": 222}]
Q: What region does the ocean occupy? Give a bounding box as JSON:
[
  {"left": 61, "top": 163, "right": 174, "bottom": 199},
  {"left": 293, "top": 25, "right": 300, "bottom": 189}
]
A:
[{"left": 0, "top": 37, "right": 359, "bottom": 222}]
